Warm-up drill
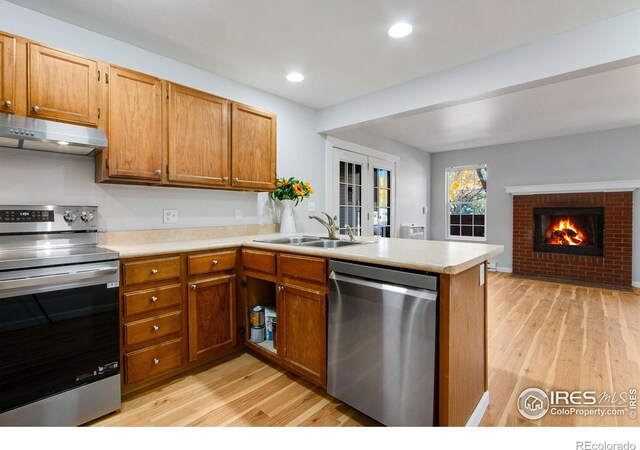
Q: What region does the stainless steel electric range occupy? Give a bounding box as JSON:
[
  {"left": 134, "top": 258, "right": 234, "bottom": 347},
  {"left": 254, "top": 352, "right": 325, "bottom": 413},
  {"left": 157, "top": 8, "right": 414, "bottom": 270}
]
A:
[{"left": 0, "top": 205, "right": 121, "bottom": 426}]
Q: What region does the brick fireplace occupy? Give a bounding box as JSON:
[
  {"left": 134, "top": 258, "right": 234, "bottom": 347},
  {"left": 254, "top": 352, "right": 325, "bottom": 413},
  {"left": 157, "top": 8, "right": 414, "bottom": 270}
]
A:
[{"left": 512, "top": 191, "right": 633, "bottom": 289}]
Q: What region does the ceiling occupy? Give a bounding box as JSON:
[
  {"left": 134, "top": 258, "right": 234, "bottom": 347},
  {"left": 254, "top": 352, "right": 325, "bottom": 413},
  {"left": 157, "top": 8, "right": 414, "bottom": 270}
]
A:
[
  {"left": 7, "top": 0, "right": 640, "bottom": 109},
  {"left": 361, "top": 63, "right": 640, "bottom": 152}
]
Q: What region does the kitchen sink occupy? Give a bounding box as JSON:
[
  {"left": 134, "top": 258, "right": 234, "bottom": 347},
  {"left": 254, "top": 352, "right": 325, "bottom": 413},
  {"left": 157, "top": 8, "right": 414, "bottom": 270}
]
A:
[
  {"left": 254, "top": 236, "right": 374, "bottom": 248},
  {"left": 300, "top": 240, "right": 364, "bottom": 248},
  {"left": 253, "top": 236, "right": 321, "bottom": 245}
]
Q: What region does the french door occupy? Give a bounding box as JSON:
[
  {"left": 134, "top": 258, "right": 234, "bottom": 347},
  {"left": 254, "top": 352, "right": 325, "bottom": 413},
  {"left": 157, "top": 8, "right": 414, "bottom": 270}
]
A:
[{"left": 332, "top": 149, "right": 395, "bottom": 237}]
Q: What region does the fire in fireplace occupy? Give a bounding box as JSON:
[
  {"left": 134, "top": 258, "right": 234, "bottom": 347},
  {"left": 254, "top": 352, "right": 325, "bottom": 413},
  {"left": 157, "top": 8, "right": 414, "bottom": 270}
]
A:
[{"left": 534, "top": 207, "right": 604, "bottom": 257}]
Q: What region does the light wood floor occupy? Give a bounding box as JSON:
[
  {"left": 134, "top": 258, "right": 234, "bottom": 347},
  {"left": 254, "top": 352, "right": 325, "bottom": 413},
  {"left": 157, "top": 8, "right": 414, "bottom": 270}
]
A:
[
  {"left": 90, "top": 351, "right": 378, "bottom": 427},
  {"left": 480, "top": 273, "right": 640, "bottom": 426},
  {"left": 92, "top": 273, "right": 640, "bottom": 427}
]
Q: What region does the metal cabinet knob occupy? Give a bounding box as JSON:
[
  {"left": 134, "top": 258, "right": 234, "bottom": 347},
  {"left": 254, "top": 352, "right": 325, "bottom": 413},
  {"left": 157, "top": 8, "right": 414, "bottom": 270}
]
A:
[
  {"left": 32, "top": 105, "right": 40, "bottom": 113},
  {"left": 150, "top": 296, "right": 158, "bottom": 302},
  {"left": 277, "top": 286, "right": 284, "bottom": 292},
  {"left": 152, "top": 325, "right": 159, "bottom": 331},
  {"left": 150, "top": 268, "right": 158, "bottom": 275},
  {"left": 212, "top": 260, "right": 219, "bottom": 265},
  {"left": 191, "top": 284, "right": 197, "bottom": 291},
  {"left": 233, "top": 177, "right": 239, "bottom": 182},
  {"left": 153, "top": 358, "right": 160, "bottom": 365},
  {"left": 3, "top": 100, "right": 12, "bottom": 108},
  {"left": 155, "top": 169, "right": 161, "bottom": 176},
  {"left": 223, "top": 176, "right": 229, "bottom": 181}
]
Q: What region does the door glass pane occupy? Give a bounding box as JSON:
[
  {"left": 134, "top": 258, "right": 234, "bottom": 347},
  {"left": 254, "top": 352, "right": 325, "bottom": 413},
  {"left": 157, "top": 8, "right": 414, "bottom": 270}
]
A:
[
  {"left": 373, "top": 168, "right": 392, "bottom": 237},
  {"left": 338, "top": 161, "right": 363, "bottom": 236}
]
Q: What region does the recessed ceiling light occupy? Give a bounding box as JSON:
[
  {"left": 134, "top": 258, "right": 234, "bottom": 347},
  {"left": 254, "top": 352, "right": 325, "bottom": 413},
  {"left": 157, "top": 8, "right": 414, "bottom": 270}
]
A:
[
  {"left": 388, "top": 22, "right": 413, "bottom": 39},
  {"left": 286, "top": 72, "right": 304, "bottom": 82}
]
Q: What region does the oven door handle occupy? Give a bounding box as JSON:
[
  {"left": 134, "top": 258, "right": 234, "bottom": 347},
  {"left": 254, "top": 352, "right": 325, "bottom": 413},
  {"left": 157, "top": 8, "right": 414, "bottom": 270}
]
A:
[{"left": 0, "top": 267, "right": 118, "bottom": 291}]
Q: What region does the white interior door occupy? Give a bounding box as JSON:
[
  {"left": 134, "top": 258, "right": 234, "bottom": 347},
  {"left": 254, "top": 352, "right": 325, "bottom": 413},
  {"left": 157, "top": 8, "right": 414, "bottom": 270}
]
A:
[
  {"left": 368, "top": 157, "right": 394, "bottom": 238},
  {"left": 333, "top": 149, "right": 368, "bottom": 237}
]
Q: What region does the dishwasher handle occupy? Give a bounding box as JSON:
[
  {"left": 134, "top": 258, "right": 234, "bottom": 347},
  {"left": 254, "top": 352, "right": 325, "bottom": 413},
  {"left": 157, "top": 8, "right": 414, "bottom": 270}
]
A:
[{"left": 329, "top": 271, "right": 438, "bottom": 302}]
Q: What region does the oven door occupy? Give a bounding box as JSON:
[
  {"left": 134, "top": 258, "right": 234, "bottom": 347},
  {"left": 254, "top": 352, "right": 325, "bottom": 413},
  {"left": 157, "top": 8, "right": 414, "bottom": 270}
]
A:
[{"left": 0, "top": 260, "right": 120, "bottom": 415}]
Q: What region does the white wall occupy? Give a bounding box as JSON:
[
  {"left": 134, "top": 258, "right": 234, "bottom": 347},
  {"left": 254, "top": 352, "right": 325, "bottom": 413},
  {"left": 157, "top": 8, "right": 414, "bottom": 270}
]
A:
[
  {"left": 429, "top": 126, "right": 640, "bottom": 283},
  {"left": 0, "top": 0, "right": 326, "bottom": 233},
  {"left": 329, "top": 129, "right": 431, "bottom": 238}
]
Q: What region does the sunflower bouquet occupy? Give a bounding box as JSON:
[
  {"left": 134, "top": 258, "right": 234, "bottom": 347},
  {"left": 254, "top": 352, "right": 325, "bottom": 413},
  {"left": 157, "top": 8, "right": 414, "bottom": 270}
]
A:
[{"left": 269, "top": 176, "right": 314, "bottom": 205}]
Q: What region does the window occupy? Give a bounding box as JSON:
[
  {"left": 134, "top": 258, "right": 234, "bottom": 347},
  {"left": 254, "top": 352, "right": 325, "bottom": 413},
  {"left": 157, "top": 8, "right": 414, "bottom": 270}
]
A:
[{"left": 446, "top": 165, "right": 487, "bottom": 241}]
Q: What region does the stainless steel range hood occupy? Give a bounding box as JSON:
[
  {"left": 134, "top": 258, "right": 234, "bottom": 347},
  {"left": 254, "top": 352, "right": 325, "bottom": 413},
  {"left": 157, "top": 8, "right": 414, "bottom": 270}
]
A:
[{"left": 0, "top": 113, "right": 107, "bottom": 156}]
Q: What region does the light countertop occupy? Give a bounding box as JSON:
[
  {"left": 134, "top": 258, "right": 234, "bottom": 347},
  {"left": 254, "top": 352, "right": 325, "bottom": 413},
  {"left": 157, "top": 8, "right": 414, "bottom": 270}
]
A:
[{"left": 103, "top": 232, "right": 504, "bottom": 275}]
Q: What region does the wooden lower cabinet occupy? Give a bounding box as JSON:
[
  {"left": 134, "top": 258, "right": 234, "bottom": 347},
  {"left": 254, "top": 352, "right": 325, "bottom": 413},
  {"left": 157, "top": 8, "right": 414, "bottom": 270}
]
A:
[
  {"left": 242, "top": 250, "right": 328, "bottom": 387},
  {"left": 120, "top": 250, "right": 240, "bottom": 392},
  {"left": 279, "top": 282, "right": 327, "bottom": 386},
  {"left": 188, "top": 274, "right": 236, "bottom": 362},
  {"left": 124, "top": 338, "right": 183, "bottom": 385}
]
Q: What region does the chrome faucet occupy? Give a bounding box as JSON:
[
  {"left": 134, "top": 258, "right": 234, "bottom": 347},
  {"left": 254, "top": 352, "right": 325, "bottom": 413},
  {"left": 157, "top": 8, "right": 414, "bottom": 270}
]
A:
[
  {"left": 345, "top": 224, "right": 356, "bottom": 242},
  {"left": 309, "top": 212, "right": 340, "bottom": 240}
]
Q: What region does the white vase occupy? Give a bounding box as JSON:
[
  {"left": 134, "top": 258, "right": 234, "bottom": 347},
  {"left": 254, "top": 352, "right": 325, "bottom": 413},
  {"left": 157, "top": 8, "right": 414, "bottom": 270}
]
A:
[{"left": 279, "top": 199, "right": 296, "bottom": 233}]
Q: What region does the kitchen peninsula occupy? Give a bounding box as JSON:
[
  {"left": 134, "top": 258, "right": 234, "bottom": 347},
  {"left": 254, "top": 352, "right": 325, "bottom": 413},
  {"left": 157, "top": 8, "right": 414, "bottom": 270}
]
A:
[{"left": 102, "top": 227, "right": 503, "bottom": 427}]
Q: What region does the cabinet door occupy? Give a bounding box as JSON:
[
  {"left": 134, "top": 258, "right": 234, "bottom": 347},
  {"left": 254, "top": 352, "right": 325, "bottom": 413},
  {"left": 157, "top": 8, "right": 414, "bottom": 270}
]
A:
[
  {"left": 188, "top": 274, "right": 236, "bottom": 362},
  {"left": 280, "top": 283, "right": 326, "bottom": 386},
  {"left": 168, "top": 84, "right": 230, "bottom": 186},
  {"left": 230, "top": 102, "right": 276, "bottom": 190},
  {"left": 107, "top": 66, "right": 163, "bottom": 180},
  {"left": 0, "top": 33, "right": 15, "bottom": 114},
  {"left": 28, "top": 43, "right": 98, "bottom": 125}
]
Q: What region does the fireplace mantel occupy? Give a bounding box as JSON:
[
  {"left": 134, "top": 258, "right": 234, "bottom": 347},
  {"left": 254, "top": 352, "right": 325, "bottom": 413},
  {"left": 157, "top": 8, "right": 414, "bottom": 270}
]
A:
[{"left": 505, "top": 180, "right": 640, "bottom": 195}]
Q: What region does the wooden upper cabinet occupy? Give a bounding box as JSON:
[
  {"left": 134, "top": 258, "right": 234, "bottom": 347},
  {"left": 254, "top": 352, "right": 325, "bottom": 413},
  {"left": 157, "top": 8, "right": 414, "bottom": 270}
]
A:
[
  {"left": 168, "top": 84, "right": 230, "bottom": 186},
  {"left": 107, "top": 66, "right": 163, "bottom": 180},
  {"left": 231, "top": 102, "right": 276, "bottom": 190},
  {"left": 187, "top": 274, "right": 236, "bottom": 362},
  {"left": 0, "top": 33, "right": 15, "bottom": 114},
  {"left": 27, "top": 43, "right": 98, "bottom": 126}
]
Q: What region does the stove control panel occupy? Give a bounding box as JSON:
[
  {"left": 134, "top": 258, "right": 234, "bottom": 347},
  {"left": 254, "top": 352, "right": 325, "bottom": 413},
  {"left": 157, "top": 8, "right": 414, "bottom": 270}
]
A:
[
  {"left": 0, "top": 206, "right": 98, "bottom": 233},
  {"left": 0, "top": 209, "right": 54, "bottom": 222}
]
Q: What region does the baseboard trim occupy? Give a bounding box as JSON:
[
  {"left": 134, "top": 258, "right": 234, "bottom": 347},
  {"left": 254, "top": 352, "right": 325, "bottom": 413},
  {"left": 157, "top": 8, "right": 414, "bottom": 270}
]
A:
[
  {"left": 633, "top": 281, "right": 640, "bottom": 288},
  {"left": 466, "top": 391, "right": 490, "bottom": 427},
  {"left": 496, "top": 266, "right": 512, "bottom": 274}
]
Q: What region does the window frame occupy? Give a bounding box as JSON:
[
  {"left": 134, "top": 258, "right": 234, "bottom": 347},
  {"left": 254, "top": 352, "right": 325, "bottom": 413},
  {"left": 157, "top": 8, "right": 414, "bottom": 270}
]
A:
[{"left": 445, "top": 164, "right": 487, "bottom": 242}]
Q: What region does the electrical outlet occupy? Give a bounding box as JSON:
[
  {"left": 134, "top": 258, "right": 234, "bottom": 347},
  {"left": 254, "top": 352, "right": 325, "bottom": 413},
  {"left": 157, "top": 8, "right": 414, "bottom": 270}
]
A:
[
  {"left": 308, "top": 202, "right": 316, "bottom": 212},
  {"left": 163, "top": 209, "right": 178, "bottom": 224},
  {"left": 234, "top": 208, "right": 243, "bottom": 221}
]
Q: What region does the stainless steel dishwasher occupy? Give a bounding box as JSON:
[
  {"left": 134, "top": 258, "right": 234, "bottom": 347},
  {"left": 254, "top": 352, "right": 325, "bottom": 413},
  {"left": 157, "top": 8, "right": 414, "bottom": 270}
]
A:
[{"left": 327, "top": 260, "right": 438, "bottom": 426}]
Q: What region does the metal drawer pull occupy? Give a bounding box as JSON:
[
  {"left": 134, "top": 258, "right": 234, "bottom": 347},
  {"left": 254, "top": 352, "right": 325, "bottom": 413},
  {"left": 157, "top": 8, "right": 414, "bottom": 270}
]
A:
[
  {"left": 212, "top": 260, "right": 219, "bottom": 265},
  {"left": 32, "top": 105, "right": 40, "bottom": 113},
  {"left": 3, "top": 100, "right": 12, "bottom": 108},
  {"left": 155, "top": 169, "right": 161, "bottom": 176},
  {"left": 191, "top": 284, "right": 197, "bottom": 291},
  {"left": 153, "top": 358, "right": 160, "bottom": 365},
  {"left": 152, "top": 325, "right": 159, "bottom": 331},
  {"left": 150, "top": 296, "right": 158, "bottom": 302},
  {"left": 150, "top": 268, "right": 158, "bottom": 275}
]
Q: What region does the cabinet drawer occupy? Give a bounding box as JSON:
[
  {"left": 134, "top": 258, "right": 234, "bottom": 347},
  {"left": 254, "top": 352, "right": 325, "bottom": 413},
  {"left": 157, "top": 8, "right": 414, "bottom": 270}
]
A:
[
  {"left": 124, "top": 338, "right": 183, "bottom": 384},
  {"left": 242, "top": 249, "right": 276, "bottom": 274},
  {"left": 124, "top": 311, "right": 182, "bottom": 347},
  {"left": 188, "top": 250, "right": 236, "bottom": 276},
  {"left": 123, "top": 256, "right": 181, "bottom": 286},
  {"left": 279, "top": 254, "right": 326, "bottom": 284},
  {"left": 123, "top": 284, "right": 182, "bottom": 317}
]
